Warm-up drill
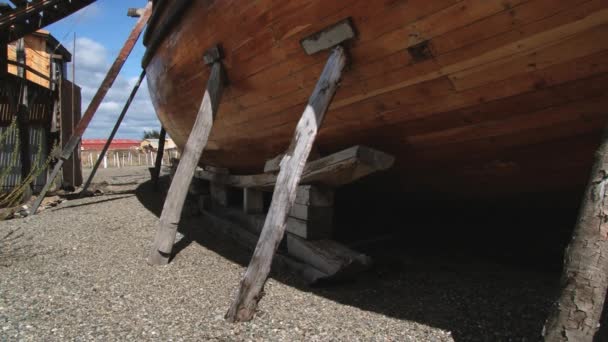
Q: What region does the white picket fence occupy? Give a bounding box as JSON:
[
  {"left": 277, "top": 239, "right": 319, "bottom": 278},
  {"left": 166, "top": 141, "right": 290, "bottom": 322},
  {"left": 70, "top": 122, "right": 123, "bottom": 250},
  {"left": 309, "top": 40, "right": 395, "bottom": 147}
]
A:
[{"left": 81, "top": 150, "right": 179, "bottom": 169}]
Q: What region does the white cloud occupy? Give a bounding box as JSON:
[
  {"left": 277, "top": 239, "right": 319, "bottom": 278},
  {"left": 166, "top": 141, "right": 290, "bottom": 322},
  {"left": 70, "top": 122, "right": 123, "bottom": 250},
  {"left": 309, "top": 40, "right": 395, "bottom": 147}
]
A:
[
  {"left": 71, "top": 37, "right": 160, "bottom": 139},
  {"left": 74, "top": 37, "right": 107, "bottom": 72}
]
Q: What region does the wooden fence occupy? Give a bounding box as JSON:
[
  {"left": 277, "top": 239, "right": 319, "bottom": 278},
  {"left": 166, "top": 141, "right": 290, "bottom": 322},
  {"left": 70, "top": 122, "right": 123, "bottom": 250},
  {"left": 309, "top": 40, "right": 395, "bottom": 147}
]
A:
[{"left": 80, "top": 149, "right": 179, "bottom": 169}]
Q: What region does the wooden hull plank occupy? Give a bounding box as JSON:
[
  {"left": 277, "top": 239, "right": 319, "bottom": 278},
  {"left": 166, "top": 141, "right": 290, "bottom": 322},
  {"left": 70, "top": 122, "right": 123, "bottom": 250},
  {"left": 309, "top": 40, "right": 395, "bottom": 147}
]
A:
[{"left": 145, "top": 0, "right": 608, "bottom": 198}]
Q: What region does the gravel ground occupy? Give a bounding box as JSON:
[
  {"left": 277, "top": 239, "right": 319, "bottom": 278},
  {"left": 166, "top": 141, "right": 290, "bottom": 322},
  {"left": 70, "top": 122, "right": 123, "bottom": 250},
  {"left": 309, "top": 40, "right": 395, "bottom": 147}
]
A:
[{"left": 0, "top": 166, "right": 558, "bottom": 341}]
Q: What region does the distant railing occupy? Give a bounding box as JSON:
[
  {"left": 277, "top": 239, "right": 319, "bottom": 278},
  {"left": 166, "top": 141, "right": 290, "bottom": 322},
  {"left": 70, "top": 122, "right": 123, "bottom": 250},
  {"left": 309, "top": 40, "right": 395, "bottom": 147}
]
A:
[{"left": 80, "top": 149, "right": 179, "bottom": 169}]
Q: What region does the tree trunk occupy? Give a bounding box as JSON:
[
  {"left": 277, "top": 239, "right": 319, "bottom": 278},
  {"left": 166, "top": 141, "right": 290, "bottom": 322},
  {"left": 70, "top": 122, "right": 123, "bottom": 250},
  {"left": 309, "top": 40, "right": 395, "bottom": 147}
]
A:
[{"left": 543, "top": 130, "right": 608, "bottom": 341}]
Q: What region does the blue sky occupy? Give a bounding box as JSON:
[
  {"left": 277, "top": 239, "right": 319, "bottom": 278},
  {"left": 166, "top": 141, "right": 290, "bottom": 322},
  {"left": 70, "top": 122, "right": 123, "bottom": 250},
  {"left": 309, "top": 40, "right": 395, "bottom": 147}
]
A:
[{"left": 46, "top": 0, "right": 159, "bottom": 140}]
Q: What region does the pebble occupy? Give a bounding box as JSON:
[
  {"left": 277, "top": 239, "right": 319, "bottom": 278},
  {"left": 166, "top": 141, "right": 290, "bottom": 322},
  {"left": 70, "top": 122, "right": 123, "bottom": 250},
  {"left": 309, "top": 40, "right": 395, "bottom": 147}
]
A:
[{"left": 0, "top": 166, "right": 557, "bottom": 341}]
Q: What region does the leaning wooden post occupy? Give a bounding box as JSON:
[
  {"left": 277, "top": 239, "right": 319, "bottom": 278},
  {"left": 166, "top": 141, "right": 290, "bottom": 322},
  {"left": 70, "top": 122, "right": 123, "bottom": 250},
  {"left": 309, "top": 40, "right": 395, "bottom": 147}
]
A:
[
  {"left": 225, "top": 46, "right": 347, "bottom": 322},
  {"left": 147, "top": 46, "right": 225, "bottom": 266},
  {"left": 543, "top": 129, "right": 608, "bottom": 341},
  {"left": 80, "top": 70, "right": 146, "bottom": 195},
  {"left": 152, "top": 126, "right": 167, "bottom": 188},
  {"left": 29, "top": 3, "right": 152, "bottom": 215},
  {"left": 16, "top": 38, "right": 32, "bottom": 198}
]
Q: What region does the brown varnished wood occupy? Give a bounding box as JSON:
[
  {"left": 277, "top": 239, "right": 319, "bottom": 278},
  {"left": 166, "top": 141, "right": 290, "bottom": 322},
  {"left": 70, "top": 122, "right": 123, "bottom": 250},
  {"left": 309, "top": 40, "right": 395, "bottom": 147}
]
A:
[{"left": 145, "top": 0, "right": 608, "bottom": 198}]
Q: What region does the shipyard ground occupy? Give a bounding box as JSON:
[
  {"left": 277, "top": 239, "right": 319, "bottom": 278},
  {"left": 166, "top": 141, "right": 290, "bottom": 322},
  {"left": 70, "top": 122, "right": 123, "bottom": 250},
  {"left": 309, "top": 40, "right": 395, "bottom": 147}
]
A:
[{"left": 0, "top": 166, "right": 566, "bottom": 341}]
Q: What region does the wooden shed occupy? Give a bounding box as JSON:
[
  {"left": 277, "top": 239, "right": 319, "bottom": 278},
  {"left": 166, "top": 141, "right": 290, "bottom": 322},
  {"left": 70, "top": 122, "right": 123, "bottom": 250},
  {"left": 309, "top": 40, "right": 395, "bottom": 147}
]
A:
[{"left": 0, "top": 29, "right": 81, "bottom": 195}]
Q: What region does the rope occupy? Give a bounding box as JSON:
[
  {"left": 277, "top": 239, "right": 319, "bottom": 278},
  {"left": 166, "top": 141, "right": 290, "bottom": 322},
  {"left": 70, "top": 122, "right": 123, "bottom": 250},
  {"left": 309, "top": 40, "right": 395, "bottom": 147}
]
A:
[{"left": 0, "top": 118, "right": 57, "bottom": 210}]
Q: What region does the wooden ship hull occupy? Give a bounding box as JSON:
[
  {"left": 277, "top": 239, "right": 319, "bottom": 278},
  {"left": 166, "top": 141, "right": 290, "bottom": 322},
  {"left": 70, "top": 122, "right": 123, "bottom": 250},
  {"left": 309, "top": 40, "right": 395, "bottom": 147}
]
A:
[{"left": 144, "top": 0, "right": 608, "bottom": 198}]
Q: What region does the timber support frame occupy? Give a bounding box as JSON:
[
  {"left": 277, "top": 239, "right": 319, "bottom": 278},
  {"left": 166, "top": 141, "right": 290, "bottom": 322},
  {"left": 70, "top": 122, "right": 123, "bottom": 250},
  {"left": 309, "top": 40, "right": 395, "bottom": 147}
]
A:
[
  {"left": 225, "top": 45, "right": 348, "bottom": 322},
  {"left": 147, "top": 45, "right": 225, "bottom": 266},
  {"left": 152, "top": 126, "right": 167, "bottom": 188}
]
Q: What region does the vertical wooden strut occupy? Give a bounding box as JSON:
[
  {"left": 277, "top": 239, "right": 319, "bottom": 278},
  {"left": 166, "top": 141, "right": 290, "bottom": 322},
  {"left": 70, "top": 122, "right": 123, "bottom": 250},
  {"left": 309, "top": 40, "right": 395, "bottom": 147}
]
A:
[
  {"left": 543, "top": 129, "right": 608, "bottom": 341},
  {"left": 152, "top": 126, "right": 167, "bottom": 188},
  {"left": 147, "top": 55, "right": 225, "bottom": 266},
  {"left": 29, "top": 3, "right": 152, "bottom": 215},
  {"left": 16, "top": 38, "right": 32, "bottom": 198},
  {"left": 226, "top": 46, "right": 346, "bottom": 322}
]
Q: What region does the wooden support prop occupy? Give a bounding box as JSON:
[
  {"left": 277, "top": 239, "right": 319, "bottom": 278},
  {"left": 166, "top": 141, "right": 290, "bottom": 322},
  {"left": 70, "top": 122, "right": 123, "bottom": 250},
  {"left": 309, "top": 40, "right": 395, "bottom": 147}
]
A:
[
  {"left": 80, "top": 70, "right": 146, "bottom": 196},
  {"left": 210, "top": 183, "right": 230, "bottom": 207},
  {"left": 29, "top": 2, "right": 152, "bottom": 215},
  {"left": 147, "top": 48, "right": 225, "bottom": 266},
  {"left": 195, "top": 145, "right": 394, "bottom": 190},
  {"left": 152, "top": 126, "right": 167, "bottom": 188},
  {"left": 243, "top": 188, "right": 264, "bottom": 214},
  {"left": 542, "top": 129, "right": 608, "bottom": 341},
  {"left": 225, "top": 46, "right": 347, "bottom": 322},
  {"left": 16, "top": 38, "right": 32, "bottom": 198},
  {"left": 285, "top": 235, "right": 372, "bottom": 276}
]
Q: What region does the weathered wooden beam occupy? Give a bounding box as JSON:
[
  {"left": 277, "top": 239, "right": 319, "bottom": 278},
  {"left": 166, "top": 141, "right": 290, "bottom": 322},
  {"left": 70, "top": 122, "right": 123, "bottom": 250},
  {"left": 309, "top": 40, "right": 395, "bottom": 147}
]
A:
[
  {"left": 285, "top": 235, "right": 372, "bottom": 276},
  {"left": 147, "top": 55, "right": 225, "bottom": 266},
  {"left": 29, "top": 2, "right": 152, "bottom": 215},
  {"left": 152, "top": 127, "right": 167, "bottom": 188},
  {"left": 243, "top": 188, "right": 264, "bottom": 214},
  {"left": 210, "top": 183, "right": 229, "bottom": 207},
  {"left": 195, "top": 145, "right": 395, "bottom": 190},
  {"left": 225, "top": 46, "right": 347, "bottom": 322},
  {"left": 6, "top": 60, "right": 54, "bottom": 83},
  {"left": 542, "top": 129, "right": 608, "bottom": 341},
  {"left": 300, "top": 19, "right": 356, "bottom": 56},
  {"left": 202, "top": 209, "right": 330, "bottom": 284},
  {"left": 294, "top": 185, "right": 334, "bottom": 206},
  {"left": 15, "top": 38, "right": 31, "bottom": 198},
  {"left": 264, "top": 148, "right": 321, "bottom": 174},
  {"left": 127, "top": 7, "right": 145, "bottom": 18},
  {"left": 0, "top": 0, "right": 97, "bottom": 44}
]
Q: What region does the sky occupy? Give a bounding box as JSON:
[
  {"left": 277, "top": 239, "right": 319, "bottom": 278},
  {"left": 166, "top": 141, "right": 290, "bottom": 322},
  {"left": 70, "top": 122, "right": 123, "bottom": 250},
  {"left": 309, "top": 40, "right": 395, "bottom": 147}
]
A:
[{"left": 46, "top": 0, "right": 159, "bottom": 140}]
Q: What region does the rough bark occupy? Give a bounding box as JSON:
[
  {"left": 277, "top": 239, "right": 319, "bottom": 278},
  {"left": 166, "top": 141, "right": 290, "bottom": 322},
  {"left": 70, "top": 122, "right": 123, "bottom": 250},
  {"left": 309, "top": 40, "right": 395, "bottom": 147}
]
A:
[{"left": 543, "top": 130, "right": 608, "bottom": 341}]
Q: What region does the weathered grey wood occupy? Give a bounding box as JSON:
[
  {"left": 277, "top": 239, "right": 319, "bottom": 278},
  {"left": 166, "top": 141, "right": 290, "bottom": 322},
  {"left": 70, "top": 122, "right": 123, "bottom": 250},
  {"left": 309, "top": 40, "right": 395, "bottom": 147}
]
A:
[
  {"left": 205, "top": 165, "right": 229, "bottom": 174},
  {"left": 225, "top": 46, "right": 347, "bottom": 322},
  {"left": 16, "top": 37, "right": 32, "bottom": 198},
  {"left": 147, "top": 61, "right": 224, "bottom": 266},
  {"left": 542, "top": 129, "right": 608, "bottom": 341},
  {"left": 285, "top": 234, "right": 372, "bottom": 276},
  {"left": 198, "top": 194, "right": 211, "bottom": 213},
  {"left": 244, "top": 188, "right": 264, "bottom": 214},
  {"left": 264, "top": 148, "right": 321, "bottom": 173},
  {"left": 195, "top": 145, "right": 395, "bottom": 190},
  {"left": 152, "top": 127, "right": 167, "bottom": 188},
  {"left": 210, "top": 183, "right": 229, "bottom": 207},
  {"left": 277, "top": 255, "right": 329, "bottom": 284},
  {"left": 300, "top": 19, "right": 356, "bottom": 55},
  {"left": 286, "top": 216, "right": 333, "bottom": 240},
  {"left": 263, "top": 153, "right": 284, "bottom": 174},
  {"left": 289, "top": 203, "right": 333, "bottom": 221},
  {"left": 202, "top": 209, "right": 329, "bottom": 284},
  {"left": 210, "top": 205, "right": 266, "bottom": 235},
  {"left": 294, "top": 185, "right": 334, "bottom": 207}
]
